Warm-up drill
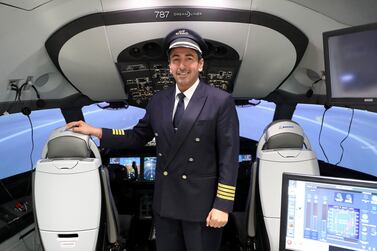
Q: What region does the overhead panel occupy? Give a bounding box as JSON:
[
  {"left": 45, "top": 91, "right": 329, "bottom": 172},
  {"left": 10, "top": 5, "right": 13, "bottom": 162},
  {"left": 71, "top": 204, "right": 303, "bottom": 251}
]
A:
[{"left": 116, "top": 38, "right": 240, "bottom": 107}]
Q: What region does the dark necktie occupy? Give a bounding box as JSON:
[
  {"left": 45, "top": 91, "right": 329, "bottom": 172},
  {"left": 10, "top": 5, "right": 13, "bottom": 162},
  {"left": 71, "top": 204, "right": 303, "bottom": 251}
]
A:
[{"left": 173, "top": 93, "right": 185, "bottom": 129}]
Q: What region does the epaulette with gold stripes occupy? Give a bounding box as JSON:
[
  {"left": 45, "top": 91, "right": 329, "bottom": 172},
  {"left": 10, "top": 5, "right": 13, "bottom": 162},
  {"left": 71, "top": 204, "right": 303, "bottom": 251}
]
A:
[
  {"left": 112, "top": 129, "right": 125, "bottom": 135},
  {"left": 216, "top": 183, "right": 235, "bottom": 201}
]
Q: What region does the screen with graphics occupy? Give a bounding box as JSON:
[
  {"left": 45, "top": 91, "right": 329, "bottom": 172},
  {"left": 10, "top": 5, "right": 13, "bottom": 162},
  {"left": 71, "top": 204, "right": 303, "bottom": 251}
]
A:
[
  {"left": 143, "top": 157, "right": 156, "bottom": 181},
  {"left": 109, "top": 157, "right": 140, "bottom": 180},
  {"left": 280, "top": 173, "right": 377, "bottom": 251}
]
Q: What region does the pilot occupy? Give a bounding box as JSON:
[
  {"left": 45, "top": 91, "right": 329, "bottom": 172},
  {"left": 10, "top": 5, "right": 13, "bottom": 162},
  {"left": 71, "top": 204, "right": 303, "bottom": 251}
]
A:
[{"left": 66, "top": 28, "right": 239, "bottom": 251}]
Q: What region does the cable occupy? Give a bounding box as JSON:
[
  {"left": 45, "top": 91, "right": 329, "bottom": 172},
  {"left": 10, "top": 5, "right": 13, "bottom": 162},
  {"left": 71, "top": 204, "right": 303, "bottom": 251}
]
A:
[
  {"left": 18, "top": 80, "right": 36, "bottom": 169},
  {"left": 22, "top": 110, "right": 34, "bottom": 195},
  {"left": 318, "top": 106, "right": 330, "bottom": 163},
  {"left": 306, "top": 78, "right": 322, "bottom": 97},
  {"left": 2, "top": 77, "right": 44, "bottom": 116},
  {"left": 30, "top": 85, "right": 41, "bottom": 99},
  {"left": 1, "top": 80, "right": 37, "bottom": 204},
  {"left": 18, "top": 80, "right": 41, "bottom": 101},
  {"left": 25, "top": 113, "right": 35, "bottom": 170},
  {"left": 0, "top": 83, "right": 18, "bottom": 115},
  {"left": 11, "top": 83, "right": 20, "bottom": 101},
  {"left": 334, "top": 108, "right": 354, "bottom": 166},
  {"left": 17, "top": 82, "right": 27, "bottom": 101}
]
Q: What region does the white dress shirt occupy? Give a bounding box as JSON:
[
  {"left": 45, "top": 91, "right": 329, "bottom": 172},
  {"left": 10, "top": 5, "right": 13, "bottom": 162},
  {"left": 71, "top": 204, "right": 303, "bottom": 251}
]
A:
[{"left": 172, "top": 78, "right": 200, "bottom": 120}]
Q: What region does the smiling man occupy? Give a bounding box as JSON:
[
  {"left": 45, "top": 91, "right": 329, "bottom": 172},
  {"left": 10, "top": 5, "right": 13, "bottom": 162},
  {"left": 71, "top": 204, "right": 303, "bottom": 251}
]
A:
[
  {"left": 168, "top": 36, "right": 204, "bottom": 92},
  {"left": 66, "top": 28, "right": 239, "bottom": 251}
]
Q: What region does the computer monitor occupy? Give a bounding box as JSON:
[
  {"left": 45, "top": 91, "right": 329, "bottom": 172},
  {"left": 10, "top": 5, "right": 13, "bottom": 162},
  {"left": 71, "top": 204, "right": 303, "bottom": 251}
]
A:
[
  {"left": 143, "top": 157, "right": 156, "bottom": 181},
  {"left": 280, "top": 173, "right": 377, "bottom": 251},
  {"left": 109, "top": 157, "right": 140, "bottom": 179},
  {"left": 323, "top": 22, "right": 377, "bottom": 107}
]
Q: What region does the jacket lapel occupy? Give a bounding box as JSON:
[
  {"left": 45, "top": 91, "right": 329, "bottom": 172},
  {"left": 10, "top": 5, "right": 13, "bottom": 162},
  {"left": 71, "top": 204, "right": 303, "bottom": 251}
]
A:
[
  {"left": 161, "top": 87, "right": 176, "bottom": 144},
  {"left": 166, "top": 82, "right": 208, "bottom": 169}
]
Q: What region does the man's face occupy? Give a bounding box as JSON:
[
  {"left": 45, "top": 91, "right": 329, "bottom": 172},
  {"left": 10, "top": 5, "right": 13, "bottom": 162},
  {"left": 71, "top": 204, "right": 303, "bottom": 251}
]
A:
[{"left": 169, "top": 47, "right": 204, "bottom": 92}]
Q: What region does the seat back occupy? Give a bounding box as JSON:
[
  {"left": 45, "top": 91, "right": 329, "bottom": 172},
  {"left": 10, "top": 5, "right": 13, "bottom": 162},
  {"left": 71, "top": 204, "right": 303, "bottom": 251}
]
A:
[
  {"left": 33, "top": 127, "right": 119, "bottom": 250},
  {"left": 248, "top": 120, "right": 319, "bottom": 250}
]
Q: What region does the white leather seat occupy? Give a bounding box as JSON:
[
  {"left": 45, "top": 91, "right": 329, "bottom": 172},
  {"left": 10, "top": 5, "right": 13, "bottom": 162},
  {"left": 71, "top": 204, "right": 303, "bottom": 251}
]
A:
[
  {"left": 33, "top": 126, "right": 120, "bottom": 251},
  {"left": 248, "top": 120, "right": 320, "bottom": 250}
]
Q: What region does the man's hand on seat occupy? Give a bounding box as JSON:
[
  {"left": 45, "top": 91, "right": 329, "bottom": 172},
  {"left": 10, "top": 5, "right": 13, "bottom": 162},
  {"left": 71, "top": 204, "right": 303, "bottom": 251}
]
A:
[
  {"left": 206, "top": 208, "right": 229, "bottom": 228},
  {"left": 66, "top": 120, "right": 103, "bottom": 139}
]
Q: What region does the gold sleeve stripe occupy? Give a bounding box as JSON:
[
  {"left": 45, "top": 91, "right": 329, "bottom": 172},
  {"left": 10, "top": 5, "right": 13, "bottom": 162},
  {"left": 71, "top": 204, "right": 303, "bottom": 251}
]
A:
[
  {"left": 217, "top": 194, "right": 235, "bottom": 201},
  {"left": 112, "top": 129, "right": 125, "bottom": 135},
  {"left": 218, "top": 187, "right": 235, "bottom": 194},
  {"left": 217, "top": 190, "right": 235, "bottom": 198},
  {"left": 218, "top": 183, "right": 236, "bottom": 191},
  {"left": 217, "top": 189, "right": 235, "bottom": 196}
]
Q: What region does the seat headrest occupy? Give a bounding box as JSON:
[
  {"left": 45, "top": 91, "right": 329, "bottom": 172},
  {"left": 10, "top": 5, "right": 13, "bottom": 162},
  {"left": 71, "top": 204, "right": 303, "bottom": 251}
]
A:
[
  {"left": 263, "top": 120, "right": 304, "bottom": 149},
  {"left": 47, "top": 136, "right": 90, "bottom": 158},
  {"left": 42, "top": 126, "right": 101, "bottom": 160}
]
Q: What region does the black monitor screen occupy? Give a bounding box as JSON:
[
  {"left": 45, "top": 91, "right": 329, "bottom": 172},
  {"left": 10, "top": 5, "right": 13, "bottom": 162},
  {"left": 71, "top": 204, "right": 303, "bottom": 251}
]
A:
[
  {"left": 143, "top": 157, "right": 156, "bottom": 181},
  {"left": 109, "top": 157, "right": 140, "bottom": 179},
  {"left": 280, "top": 173, "right": 377, "bottom": 251},
  {"left": 323, "top": 23, "right": 377, "bottom": 106}
]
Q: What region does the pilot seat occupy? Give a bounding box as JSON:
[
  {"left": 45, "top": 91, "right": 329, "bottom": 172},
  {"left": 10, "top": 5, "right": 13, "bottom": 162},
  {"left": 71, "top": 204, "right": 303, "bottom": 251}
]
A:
[
  {"left": 247, "top": 120, "right": 320, "bottom": 250},
  {"left": 33, "top": 127, "right": 124, "bottom": 251}
]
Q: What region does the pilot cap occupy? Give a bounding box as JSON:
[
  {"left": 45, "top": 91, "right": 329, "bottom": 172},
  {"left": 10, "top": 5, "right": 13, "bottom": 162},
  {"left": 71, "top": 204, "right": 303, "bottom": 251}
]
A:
[
  {"left": 164, "top": 28, "right": 208, "bottom": 56},
  {"left": 169, "top": 37, "right": 202, "bottom": 54}
]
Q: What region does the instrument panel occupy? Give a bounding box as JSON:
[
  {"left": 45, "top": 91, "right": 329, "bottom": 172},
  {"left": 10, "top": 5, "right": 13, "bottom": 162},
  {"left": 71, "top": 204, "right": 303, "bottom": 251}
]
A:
[{"left": 117, "top": 39, "right": 241, "bottom": 107}]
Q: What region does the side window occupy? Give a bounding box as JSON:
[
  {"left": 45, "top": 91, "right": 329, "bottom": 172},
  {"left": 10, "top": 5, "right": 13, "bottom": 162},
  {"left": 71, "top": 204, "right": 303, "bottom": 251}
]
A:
[
  {"left": 84, "top": 101, "right": 276, "bottom": 144},
  {"left": 82, "top": 103, "right": 146, "bottom": 142},
  {"left": 236, "top": 100, "right": 276, "bottom": 141},
  {"left": 0, "top": 109, "right": 65, "bottom": 179},
  {"left": 293, "top": 104, "right": 377, "bottom": 176}
]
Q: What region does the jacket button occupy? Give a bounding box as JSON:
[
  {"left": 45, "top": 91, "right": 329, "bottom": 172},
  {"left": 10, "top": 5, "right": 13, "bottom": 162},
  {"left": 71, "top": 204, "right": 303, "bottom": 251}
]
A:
[
  {"left": 154, "top": 132, "right": 159, "bottom": 137},
  {"left": 182, "top": 174, "right": 187, "bottom": 180},
  {"left": 188, "top": 157, "right": 194, "bottom": 162},
  {"left": 195, "top": 137, "right": 200, "bottom": 142},
  {"left": 158, "top": 152, "right": 163, "bottom": 156},
  {"left": 163, "top": 171, "right": 168, "bottom": 176}
]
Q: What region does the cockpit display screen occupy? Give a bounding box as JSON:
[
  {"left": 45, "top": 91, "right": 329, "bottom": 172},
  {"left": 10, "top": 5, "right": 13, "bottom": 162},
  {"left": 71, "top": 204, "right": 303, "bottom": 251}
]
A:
[
  {"left": 143, "top": 157, "right": 156, "bottom": 181},
  {"left": 110, "top": 157, "right": 141, "bottom": 179},
  {"left": 280, "top": 174, "right": 377, "bottom": 251}
]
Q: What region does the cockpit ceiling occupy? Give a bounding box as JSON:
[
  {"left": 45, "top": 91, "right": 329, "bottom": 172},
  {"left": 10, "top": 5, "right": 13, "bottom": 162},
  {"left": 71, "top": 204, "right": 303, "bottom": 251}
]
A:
[
  {"left": 48, "top": 8, "right": 307, "bottom": 105},
  {"left": 287, "top": 0, "right": 377, "bottom": 26},
  {"left": 0, "top": 0, "right": 52, "bottom": 11}
]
